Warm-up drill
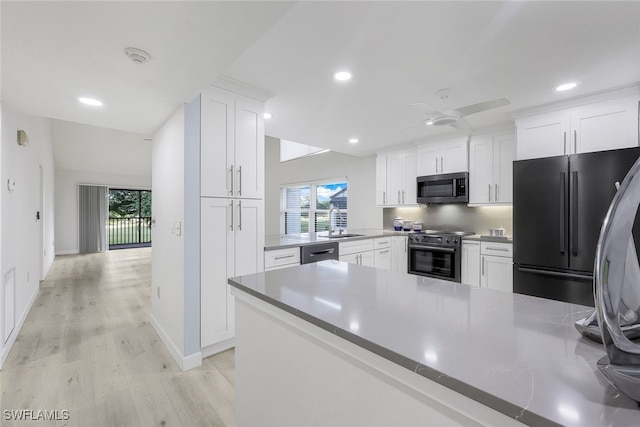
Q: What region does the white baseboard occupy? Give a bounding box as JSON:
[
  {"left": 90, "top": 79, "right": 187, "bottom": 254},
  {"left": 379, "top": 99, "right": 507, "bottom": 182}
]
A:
[
  {"left": 201, "top": 338, "right": 235, "bottom": 359},
  {"left": 0, "top": 285, "right": 39, "bottom": 370},
  {"left": 150, "top": 314, "right": 202, "bottom": 371},
  {"left": 55, "top": 249, "right": 79, "bottom": 256}
]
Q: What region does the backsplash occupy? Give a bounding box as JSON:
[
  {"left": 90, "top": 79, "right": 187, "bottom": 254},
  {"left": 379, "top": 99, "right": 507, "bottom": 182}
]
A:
[{"left": 383, "top": 205, "right": 513, "bottom": 236}]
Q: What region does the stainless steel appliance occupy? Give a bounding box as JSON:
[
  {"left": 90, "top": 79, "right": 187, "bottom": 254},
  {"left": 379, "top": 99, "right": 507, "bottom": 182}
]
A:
[
  {"left": 301, "top": 242, "right": 339, "bottom": 264},
  {"left": 416, "top": 172, "right": 468, "bottom": 204},
  {"left": 408, "top": 231, "right": 474, "bottom": 282},
  {"left": 513, "top": 147, "right": 640, "bottom": 306}
]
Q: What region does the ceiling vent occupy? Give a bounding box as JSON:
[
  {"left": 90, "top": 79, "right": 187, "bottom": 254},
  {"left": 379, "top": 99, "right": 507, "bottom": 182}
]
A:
[{"left": 124, "top": 47, "right": 151, "bottom": 64}]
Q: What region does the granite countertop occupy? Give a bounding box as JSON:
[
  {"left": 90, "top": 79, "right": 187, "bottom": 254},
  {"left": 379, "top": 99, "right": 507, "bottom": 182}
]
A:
[{"left": 229, "top": 262, "right": 639, "bottom": 426}]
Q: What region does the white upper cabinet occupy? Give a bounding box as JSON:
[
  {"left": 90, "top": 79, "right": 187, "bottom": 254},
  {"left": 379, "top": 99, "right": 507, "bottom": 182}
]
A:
[
  {"left": 201, "top": 89, "right": 265, "bottom": 199},
  {"left": 416, "top": 137, "right": 468, "bottom": 176},
  {"left": 469, "top": 132, "right": 515, "bottom": 205},
  {"left": 376, "top": 148, "right": 417, "bottom": 206},
  {"left": 516, "top": 96, "right": 639, "bottom": 160}
]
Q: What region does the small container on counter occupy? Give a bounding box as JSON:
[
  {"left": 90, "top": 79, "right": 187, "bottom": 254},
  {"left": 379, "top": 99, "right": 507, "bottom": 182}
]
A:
[
  {"left": 402, "top": 220, "right": 413, "bottom": 231},
  {"left": 393, "top": 217, "right": 403, "bottom": 231},
  {"left": 412, "top": 222, "right": 423, "bottom": 232}
]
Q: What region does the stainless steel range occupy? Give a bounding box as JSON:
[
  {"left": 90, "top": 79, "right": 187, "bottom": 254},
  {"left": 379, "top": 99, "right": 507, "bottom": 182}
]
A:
[{"left": 407, "top": 230, "right": 474, "bottom": 282}]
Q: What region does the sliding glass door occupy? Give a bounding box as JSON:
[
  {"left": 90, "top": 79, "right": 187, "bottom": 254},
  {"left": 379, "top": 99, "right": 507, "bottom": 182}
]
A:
[{"left": 108, "top": 189, "right": 152, "bottom": 249}]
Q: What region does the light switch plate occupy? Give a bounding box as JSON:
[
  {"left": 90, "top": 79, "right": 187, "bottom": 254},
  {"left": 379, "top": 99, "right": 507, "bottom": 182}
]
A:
[{"left": 174, "top": 221, "right": 182, "bottom": 236}]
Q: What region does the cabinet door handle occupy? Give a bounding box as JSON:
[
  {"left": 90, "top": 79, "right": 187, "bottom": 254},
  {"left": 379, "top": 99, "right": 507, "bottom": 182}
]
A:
[
  {"left": 398, "top": 190, "right": 401, "bottom": 204},
  {"left": 482, "top": 256, "right": 485, "bottom": 276},
  {"left": 379, "top": 250, "right": 390, "bottom": 254},
  {"left": 238, "top": 200, "right": 242, "bottom": 231},
  {"left": 441, "top": 156, "right": 444, "bottom": 172},
  {"left": 229, "top": 165, "right": 234, "bottom": 196},
  {"left": 495, "top": 183, "right": 498, "bottom": 201},
  {"left": 383, "top": 191, "right": 386, "bottom": 204},
  {"left": 486, "top": 247, "right": 509, "bottom": 252},
  {"left": 229, "top": 201, "right": 234, "bottom": 231},
  {"left": 238, "top": 165, "right": 242, "bottom": 196},
  {"left": 574, "top": 130, "right": 577, "bottom": 154},
  {"left": 488, "top": 184, "right": 492, "bottom": 202},
  {"left": 402, "top": 190, "right": 405, "bottom": 204},
  {"left": 563, "top": 132, "right": 567, "bottom": 155},
  {"left": 275, "top": 254, "right": 295, "bottom": 260},
  {"left": 435, "top": 158, "right": 438, "bottom": 173}
]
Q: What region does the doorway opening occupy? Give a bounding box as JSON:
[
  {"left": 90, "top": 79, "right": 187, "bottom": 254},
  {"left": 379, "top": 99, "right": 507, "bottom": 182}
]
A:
[{"left": 108, "top": 189, "right": 152, "bottom": 250}]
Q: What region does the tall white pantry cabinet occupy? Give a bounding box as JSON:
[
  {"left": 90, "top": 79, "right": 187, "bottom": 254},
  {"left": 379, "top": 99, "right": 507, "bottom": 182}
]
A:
[{"left": 199, "top": 88, "right": 265, "bottom": 355}]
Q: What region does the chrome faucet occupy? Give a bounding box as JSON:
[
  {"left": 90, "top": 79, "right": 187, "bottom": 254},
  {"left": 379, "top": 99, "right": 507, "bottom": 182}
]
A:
[{"left": 328, "top": 206, "right": 344, "bottom": 236}]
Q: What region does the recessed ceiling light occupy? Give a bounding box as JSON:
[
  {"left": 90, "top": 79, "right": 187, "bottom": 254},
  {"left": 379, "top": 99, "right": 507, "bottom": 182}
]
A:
[
  {"left": 264, "top": 112, "right": 272, "bottom": 120},
  {"left": 555, "top": 82, "right": 579, "bottom": 92},
  {"left": 78, "top": 97, "right": 103, "bottom": 107},
  {"left": 334, "top": 71, "right": 352, "bottom": 81},
  {"left": 349, "top": 138, "right": 359, "bottom": 144},
  {"left": 426, "top": 120, "right": 434, "bottom": 126}
]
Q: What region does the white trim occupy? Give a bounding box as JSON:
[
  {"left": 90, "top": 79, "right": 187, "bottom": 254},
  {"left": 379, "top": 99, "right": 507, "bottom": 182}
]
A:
[
  {"left": 0, "top": 284, "right": 39, "bottom": 370},
  {"left": 150, "top": 313, "right": 203, "bottom": 371},
  {"left": 201, "top": 338, "right": 235, "bottom": 359},
  {"left": 55, "top": 249, "right": 79, "bottom": 256}
]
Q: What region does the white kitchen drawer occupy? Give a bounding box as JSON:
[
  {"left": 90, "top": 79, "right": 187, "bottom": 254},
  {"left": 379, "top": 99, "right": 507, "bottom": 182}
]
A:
[
  {"left": 264, "top": 247, "right": 301, "bottom": 269},
  {"left": 340, "top": 239, "right": 375, "bottom": 255},
  {"left": 480, "top": 242, "right": 513, "bottom": 258},
  {"left": 373, "top": 237, "right": 391, "bottom": 249}
]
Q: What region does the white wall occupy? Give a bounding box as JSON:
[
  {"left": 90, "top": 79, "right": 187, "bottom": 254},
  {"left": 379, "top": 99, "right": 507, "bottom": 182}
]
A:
[
  {"left": 265, "top": 136, "right": 382, "bottom": 235},
  {"left": 1, "top": 107, "right": 55, "bottom": 368},
  {"left": 150, "top": 106, "right": 186, "bottom": 367},
  {"left": 51, "top": 120, "right": 152, "bottom": 254}
]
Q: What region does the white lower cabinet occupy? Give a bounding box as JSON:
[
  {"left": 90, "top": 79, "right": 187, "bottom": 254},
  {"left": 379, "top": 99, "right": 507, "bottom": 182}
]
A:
[
  {"left": 461, "top": 241, "right": 481, "bottom": 287},
  {"left": 340, "top": 239, "right": 375, "bottom": 267},
  {"left": 264, "top": 247, "right": 300, "bottom": 272},
  {"left": 201, "top": 197, "right": 264, "bottom": 349},
  {"left": 480, "top": 242, "right": 513, "bottom": 293},
  {"left": 373, "top": 237, "right": 392, "bottom": 270},
  {"left": 391, "top": 236, "right": 408, "bottom": 273}
]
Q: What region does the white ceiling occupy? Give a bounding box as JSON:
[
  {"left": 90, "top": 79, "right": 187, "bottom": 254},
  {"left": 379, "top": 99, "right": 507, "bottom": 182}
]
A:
[{"left": 3, "top": 1, "right": 639, "bottom": 157}]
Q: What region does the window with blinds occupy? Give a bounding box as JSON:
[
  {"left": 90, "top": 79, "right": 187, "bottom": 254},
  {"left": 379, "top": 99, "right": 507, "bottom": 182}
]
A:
[{"left": 282, "top": 181, "right": 347, "bottom": 235}]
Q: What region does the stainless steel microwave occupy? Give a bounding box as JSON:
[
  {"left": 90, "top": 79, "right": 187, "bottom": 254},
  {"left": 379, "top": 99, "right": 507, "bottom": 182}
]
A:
[{"left": 416, "top": 172, "right": 469, "bottom": 204}]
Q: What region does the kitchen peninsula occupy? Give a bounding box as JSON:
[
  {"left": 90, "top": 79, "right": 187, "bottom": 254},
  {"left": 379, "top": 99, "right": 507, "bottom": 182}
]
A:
[{"left": 229, "top": 261, "right": 639, "bottom": 426}]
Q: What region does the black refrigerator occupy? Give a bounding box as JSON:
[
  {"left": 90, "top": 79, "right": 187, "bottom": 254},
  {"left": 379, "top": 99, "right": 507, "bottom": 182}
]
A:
[{"left": 513, "top": 147, "right": 640, "bottom": 307}]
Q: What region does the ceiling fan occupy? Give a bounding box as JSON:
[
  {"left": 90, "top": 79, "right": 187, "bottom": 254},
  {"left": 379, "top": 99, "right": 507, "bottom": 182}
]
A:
[{"left": 401, "top": 91, "right": 511, "bottom": 131}]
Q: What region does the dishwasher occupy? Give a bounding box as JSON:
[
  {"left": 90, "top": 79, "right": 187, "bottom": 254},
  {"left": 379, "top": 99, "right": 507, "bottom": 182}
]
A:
[{"left": 300, "top": 242, "right": 339, "bottom": 264}]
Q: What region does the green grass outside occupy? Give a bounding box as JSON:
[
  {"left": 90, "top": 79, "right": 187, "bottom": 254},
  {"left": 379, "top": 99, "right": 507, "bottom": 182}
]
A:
[{"left": 109, "top": 219, "right": 152, "bottom": 245}]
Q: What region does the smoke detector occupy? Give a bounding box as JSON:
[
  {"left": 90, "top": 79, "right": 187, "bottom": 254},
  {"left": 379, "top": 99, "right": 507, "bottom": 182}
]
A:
[{"left": 124, "top": 47, "right": 151, "bottom": 64}]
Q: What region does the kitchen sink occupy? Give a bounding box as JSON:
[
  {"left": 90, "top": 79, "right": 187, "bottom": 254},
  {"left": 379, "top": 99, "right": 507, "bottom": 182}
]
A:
[{"left": 319, "top": 233, "right": 364, "bottom": 239}]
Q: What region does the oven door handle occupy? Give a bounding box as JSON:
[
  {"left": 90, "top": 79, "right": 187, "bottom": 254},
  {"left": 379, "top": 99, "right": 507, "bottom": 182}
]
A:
[{"left": 408, "top": 245, "right": 456, "bottom": 253}]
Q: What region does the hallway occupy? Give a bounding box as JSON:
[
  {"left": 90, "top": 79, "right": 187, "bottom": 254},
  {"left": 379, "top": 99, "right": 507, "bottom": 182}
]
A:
[{"left": 0, "top": 248, "right": 234, "bottom": 426}]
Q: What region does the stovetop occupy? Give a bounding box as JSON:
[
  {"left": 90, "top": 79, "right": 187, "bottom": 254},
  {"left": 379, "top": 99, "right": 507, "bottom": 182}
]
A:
[{"left": 407, "top": 230, "right": 474, "bottom": 247}]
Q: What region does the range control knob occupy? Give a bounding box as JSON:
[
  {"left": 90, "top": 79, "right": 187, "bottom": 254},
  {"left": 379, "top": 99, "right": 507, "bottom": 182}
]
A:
[
  {"left": 446, "top": 238, "right": 451, "bottom": 243},
  {"left": 453, "top": 238, "right": 458, "bottom": 244}
]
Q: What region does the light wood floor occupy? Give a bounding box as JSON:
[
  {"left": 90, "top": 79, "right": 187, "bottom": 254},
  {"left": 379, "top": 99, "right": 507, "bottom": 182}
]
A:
[{"left": 0, "top": 248, "right": 235, "bottom": 427}]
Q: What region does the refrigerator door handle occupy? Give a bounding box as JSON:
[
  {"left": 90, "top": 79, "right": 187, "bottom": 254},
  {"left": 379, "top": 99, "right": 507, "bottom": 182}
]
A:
[
  {"left": 560, "top": 172, "right": 566, "bottom": 253},
  {"left": 571, "top": 171, "right": 578, "bottom": 256},
  {"left": 517, "top": 266, "right": 592, "bottom": 281}
]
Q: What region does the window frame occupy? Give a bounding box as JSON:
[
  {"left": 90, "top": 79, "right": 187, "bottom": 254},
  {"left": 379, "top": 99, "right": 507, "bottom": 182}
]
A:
[{"left": 280, "top": 178, "right": 348, "bottom": 235}]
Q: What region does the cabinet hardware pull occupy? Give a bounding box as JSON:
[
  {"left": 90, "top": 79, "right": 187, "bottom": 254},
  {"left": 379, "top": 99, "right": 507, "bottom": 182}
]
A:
[
  {"left": 488, "top": 184, "right": 491, "bottom": 202},
  {"left": 563, "top": 132, "right": 567, "bottom": 155},
  {"left": 486, "top": 247, "right": 509, "bottom": 252},
  {"left": 398, "top": 190, "right": 401, "bottom": 204},
  {"left": 238, "top": 165, "right": 242, "bottom": 196},
  {"left": 435, "top": 158, "right": 438, "bottom": 173},
  {"left": 495, "top": 183, "right": 498, "bottom": 201},
  {"left": 402, "top": 190, "right": 405, "bottom": 204},
  {"left": 238, "top": 200, "right": 242, "bottom": 231},
  {"left": 229, "top": 201, "right": 234, "bottom": 230},
  {"left": 229, "top": 165, "right": 234, "bottom": 196},
  {"left": 383, "top": 191, "right": 386, "bottom": 204},
  {"left": 379, "top": 250, "right": 390, "bottom": 254},
  {"left": 441, "top": 156, "right": 444, "bottom": 172},
  {"left": 275, "top": 254, "right": 295, "bottom": 260},
  {"left": 574, "top": 130, "right": 577, "bottom": 154},
  {"left": 482, "top": 256, "right": 485, "bottom": 276}
]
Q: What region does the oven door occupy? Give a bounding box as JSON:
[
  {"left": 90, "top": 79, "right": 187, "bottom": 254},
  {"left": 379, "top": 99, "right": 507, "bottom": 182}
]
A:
[{"left": 408, "top": 244, "right": 460, "bottom": 282}]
